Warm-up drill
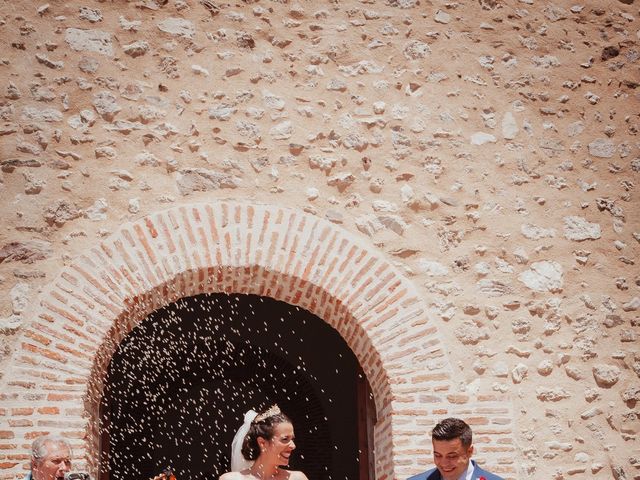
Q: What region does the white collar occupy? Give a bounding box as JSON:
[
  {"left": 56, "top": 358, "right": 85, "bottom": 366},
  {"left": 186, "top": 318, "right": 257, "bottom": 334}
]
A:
[{"left": 459, "top": 460, "right": 474, "bottom": 480}]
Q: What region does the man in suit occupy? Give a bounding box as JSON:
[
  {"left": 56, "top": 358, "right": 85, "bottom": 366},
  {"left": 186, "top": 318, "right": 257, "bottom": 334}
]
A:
[
  {"left": 25, "top": 435, "right": 72, "bottom": 480},
  {"left": 408, "top": 418, "right": 504, "bottom": 480}
]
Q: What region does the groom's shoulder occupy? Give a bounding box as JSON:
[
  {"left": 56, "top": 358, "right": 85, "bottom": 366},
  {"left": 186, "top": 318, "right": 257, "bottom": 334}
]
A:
[
  {"left": 407, "top": 467, "right": 438, "bottom": 480},
  {"left": 474, "top": 464, "right": 505, "bottom": 480}
]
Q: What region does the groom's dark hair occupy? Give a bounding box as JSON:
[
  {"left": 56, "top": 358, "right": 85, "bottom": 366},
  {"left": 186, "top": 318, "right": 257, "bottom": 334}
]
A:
[{"left": 431, "top": 418, "right": 473, "bottom": 448}]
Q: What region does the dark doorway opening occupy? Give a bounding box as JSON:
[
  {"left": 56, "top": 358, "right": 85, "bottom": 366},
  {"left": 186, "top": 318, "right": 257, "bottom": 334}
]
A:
[{"left": 100, "top": 293, "right": 376, "bottom": 480}]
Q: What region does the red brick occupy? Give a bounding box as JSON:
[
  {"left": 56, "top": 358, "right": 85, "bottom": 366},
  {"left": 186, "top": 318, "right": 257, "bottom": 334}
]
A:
[
  {"left": 46, "top": 393, "right": 79, "bottom": 401},
  {"left": 23, "top": 329, "right": 51, "bottom": 347},
  {"left": 8, "top": 420, "right": 32, "bottom": 428},
  {"left": 21, "top": 343, "right": 67, "bottom": 364},
  {"left": 447, "top": 394, "right": 470, "bottom": 404},
  {"left": 10, "top": 408, "right": 33, "bottom": 416},
  {"left": 37, "top": 407, "right": 59, "bottom": 415}
]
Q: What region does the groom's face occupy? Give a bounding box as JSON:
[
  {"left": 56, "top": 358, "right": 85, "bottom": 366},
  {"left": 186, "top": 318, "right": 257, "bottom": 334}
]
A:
[{"left": 432, "top": 437, "right": 473, "bottom": 480}]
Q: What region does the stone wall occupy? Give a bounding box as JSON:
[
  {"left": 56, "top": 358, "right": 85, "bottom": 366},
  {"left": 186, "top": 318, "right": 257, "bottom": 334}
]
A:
[{"left": 0, "top": 0, "right": 638, "bottom": 479}]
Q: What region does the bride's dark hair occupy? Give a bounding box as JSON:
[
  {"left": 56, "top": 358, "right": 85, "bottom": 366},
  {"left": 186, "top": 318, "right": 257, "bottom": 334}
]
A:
[{"left": 241, "top": 410, "right": 292, "bottom": 460}]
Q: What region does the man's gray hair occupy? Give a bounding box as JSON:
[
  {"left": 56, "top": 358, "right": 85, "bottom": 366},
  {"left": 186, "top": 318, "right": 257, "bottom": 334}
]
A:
[{"left": 31, "top": 435, "right": 71, "bottom": 461}]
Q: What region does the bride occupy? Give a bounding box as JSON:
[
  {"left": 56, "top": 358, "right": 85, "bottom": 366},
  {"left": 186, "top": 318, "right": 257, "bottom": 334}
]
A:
[{"left": 220, "top": 405, "right": 309, "bottom": 480}]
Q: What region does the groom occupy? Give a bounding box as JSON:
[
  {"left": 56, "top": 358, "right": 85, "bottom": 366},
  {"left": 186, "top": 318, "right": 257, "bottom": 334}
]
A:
[{"left": 408, "top": 418, "right": 504, "bottom": 480}]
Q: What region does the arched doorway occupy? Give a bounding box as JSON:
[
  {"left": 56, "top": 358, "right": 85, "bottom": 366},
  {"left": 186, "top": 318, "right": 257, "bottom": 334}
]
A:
[
  {"left": 100, "top": 293, "right": 376, "bottom": 480},
  {"left": 0, "top": 202, "right": 517, "bottom": 480}
]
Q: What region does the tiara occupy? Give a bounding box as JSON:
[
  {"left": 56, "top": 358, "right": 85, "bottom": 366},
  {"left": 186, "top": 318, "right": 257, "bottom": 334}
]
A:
[{"left": 254, "top": 404, "right": 281, "bottom": 423}]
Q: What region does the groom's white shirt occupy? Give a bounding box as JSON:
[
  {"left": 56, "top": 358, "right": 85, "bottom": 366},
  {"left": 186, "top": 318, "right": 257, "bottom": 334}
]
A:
[{"left": 458, "top": 460, "right": 474, "bottom": 480}]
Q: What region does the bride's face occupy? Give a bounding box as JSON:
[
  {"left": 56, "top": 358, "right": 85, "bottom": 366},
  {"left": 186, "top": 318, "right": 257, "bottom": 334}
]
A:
[{"left": 261, "top": 422, "right": 296, "bottom": 466}]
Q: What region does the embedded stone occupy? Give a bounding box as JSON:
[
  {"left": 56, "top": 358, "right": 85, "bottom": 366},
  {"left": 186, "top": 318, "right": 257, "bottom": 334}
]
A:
[
  {"left": 128, "top": 198, "right": 140, "bottom": 214},
  {"left": 209, "top": 104, "right": 237, "bottom": 121},
  {"left": 342, "top": 133, "right": 368, "bottom": 151},
  {"left": 455, "top": 321, "right": 489, "bottom": 345},
  {"left": 10, "top": 283, "right": 30, "bottom": 315},
  {"left": 123, "top": 40, "right": 149, "bottom": 57},
  {"left": 325, "top": 210, "right": 343, "bottom": 224},
  {"left": 592, "top": 364, "right": 621, "bottom": 388},
  {"left": 565, "top": 365, "right": 584, "bottom": 380},
  {"left": 65, "top": 28, "right": 113, "bottom": 56},
  {"left": 378, "top": 215, "right": 408, "bottom": 236},
  {"left": 622, "top": 297, "right": 640, "bottom": 312},
  {"left": 417, "top": 259, "right": 449, "bottom": 276},
  {"left": 518, "top": 261, "right": 563, "bottom": 292},
  {"left": 372, "top": 200, "right": 398, "bottom": 213},
  {"left": 22, "top": 107, "right": 62, "bottom": 123},
  {"left": 470, "top": 132, "right": 496, "bottom": 145},
  {"left": 563, "top": 216, "right": 601, "bottom": 241},
  {"left": 119, "top": 16, "right": 141, "bottom": 31},
  {"left": 434, "top": 9, "right": 451, "bottom": 24},
  {"left": 521, "top": 223, "right": 556, "bottom": 240},
  {"left": 403, "top": 40, "right": 430, "bottom": 59},
  {"left": 338, "top": 60, "right": 384, "bottom": 76},
  {"left": 567, "top": 121, "right": 585, "bottom": 137},
  {"left": 93, "top": 91, "right": 121, "bottom": 121},
  {"left": 536, "top": 387, "right": 571, "bottom": 401},
  {"left": 543, "top": 4, "right": 568, "bottom": 21},
  {"left": 1, "top": 159, "right": 42, "bottom": 173},
  {"left": 546, "top": 441, "right": 573, "bottom": 451},
  {"left": 588, "top": 139, "right": 615, "bottom": 158},
  {"left": 79, "top": 6, "right": 103, "bottom": 22},
  {"left": 512, "top": 363, "right": 528, "bottom": 383},
  {"left": 35, "top": 53, "right": 63, "bottom": 69},
  {"left": 502, "top": 112, "right": 518, "bottom": 139},
  {"left": 477, "top": 279, "right": 513, "bottom": 297},
  {"left": 327, "top": 172, "right": 356, "bottom": 191},
  {"left": 0, "top": 315, "right": 22, "bottom": 331},
  {"left": 532, "top": 55, "right": 560, "bottom": 68},
  {"left": 157, "top": 18, "right": 195, "bottom": 38},
  {"left": 580, "top": 407, "right": 602, "bottom": 420},
  {"left": 23, "top": 172, "right": 45, "bottom": 194},
  {"left": 43, "top": 199, "right": 81, "bottom": 227},
  {"left": 0, "top": 122, "right": 18, "bottom": 135},
  {"left": 78, "top": 56, "right": 99, "bottom": 73},
  {"left": 622, "top": 386, "right": 640, "bottom": 402},
  {"left": 263, "top": 91, "right": 286, "bottom": 110},
  {"left": 269, "top": 121, "right": 293, "bottom": 140},
  {"left": 135, "top": 152, "right": 160, "bottom": 167},
  {"left": 0, "top": 240, "right": 52, "bottom": 264},
  {"left": 537, "top": 360, "right": 553, "bottom": 376},
  {"left": 355, "top": 214, "right": 384, "bottom": 236},
  {"left": 176, "top": 168, "right": 241, "bottom": 195},
  {"left": 84, "top": 198, "right": 108, "bottom": 221},
  {"left": 326, "top": 79, "right": 347, "bottom": 91},
  {"left": 309, "top": 155, "right": 337, "bottom": 172}
]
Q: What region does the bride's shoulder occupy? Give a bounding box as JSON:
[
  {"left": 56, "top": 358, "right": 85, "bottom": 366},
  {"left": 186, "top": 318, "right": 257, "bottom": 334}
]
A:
[
  {"left": 220, "top": 471, "right": 249, "bottom": 480},
  {"left": 286, "top": 471, "right": 309, "bottom": 480}
]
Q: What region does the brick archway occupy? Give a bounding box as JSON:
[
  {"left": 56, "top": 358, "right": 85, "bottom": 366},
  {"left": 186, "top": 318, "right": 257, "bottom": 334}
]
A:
[{"left": 0, "top": 202, "right": 514, "bottom": 479}]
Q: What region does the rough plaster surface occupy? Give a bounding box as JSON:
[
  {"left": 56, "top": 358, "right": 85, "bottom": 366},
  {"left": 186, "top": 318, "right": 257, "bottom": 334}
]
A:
[{"left": 0, "top": 0, "right": 639, "bottom": 478}]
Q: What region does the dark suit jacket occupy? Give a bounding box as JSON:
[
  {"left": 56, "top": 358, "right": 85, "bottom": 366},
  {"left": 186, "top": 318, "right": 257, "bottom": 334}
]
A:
[{"left": 407, "top": 460, "right": 504, "bottom": 480}]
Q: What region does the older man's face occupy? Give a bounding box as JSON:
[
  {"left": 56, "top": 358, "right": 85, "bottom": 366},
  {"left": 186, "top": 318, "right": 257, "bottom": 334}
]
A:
[{"left": 33, "top": 441, "right": 71, "bottom": 480}]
